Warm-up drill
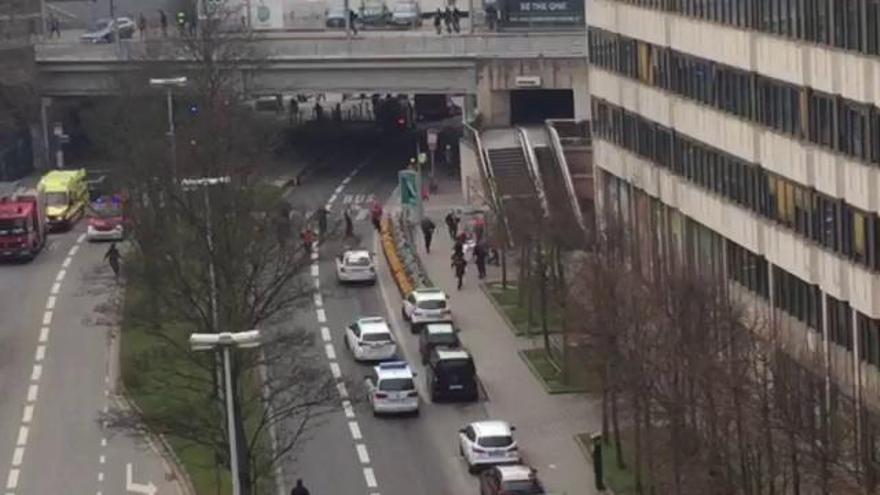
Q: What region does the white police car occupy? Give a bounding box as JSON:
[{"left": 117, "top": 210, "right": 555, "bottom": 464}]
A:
[
  {"left": 335, "top": 249, "right": 377, "bottom": 284},
  {"left": 401, "top": 287, "right": 452, "bottom": 333},
  {"left": 364, "top": 361, "right": 420, "bottom": 416},
  {"left": 458, "top": 420, "right": 521, "bottom": 473}
]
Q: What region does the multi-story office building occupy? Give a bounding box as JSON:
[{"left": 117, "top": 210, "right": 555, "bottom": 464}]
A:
[{"left": 585, "top": 0, "right": 880, "bottom": 407}]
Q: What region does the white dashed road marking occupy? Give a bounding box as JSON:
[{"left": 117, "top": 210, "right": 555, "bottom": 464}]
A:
[
  {"left": 363, "top": 467, "right": 378, "bottom": 488},
  {"left": 348, "top": 421, "right": 363, "bottom": 440},
  {"left": 356, "top": 444, "right": 371, "bottom": 464}
]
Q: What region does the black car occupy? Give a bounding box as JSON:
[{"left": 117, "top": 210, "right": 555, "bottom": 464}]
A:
[
  {"left": 418, "top": 322, "right": 460, "bottom": 364},
  {"left": 426, "top": 347, "right": 478, "bottom": 402}
]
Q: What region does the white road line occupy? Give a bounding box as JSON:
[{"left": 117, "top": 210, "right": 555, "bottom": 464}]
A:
[
  {"left": 367, "top": 194, "right": 376, "bottom": 203},
  {"left": 97, "top": 472, "right": 103, "bottom": 482},
  {"left": 76, "top": 233, "right": 86, "bottom": 243},
  {"left": 335, "top": 185, "right": 345, "bottom": 194},
  {"left": 34, "top": 345, "right": 46, "bottom": 362},
  {"left": 15, "top": 427, "right": 28, "bottom": 447},
  {"left": 99, "top": 455, "right": 105, "bottom": 464},
  {"left": 314, "top": 278, "right": 321, "bottom": 290},
  {"left": 45, "top": 296, "right": 56, "bottom": 310},
  {"left": 6, "top": 468, "right": 19, "bottom": 489},
  {"left": 320, "top": 326, "right": 331, "bottom": 342},
  {"left": 55, "top": 269, "right": 66, "bottom": 282},
  {"left": 21, "top": 405, "right": 33, "bottom": 424},
  {"left": 41, "top": 311, "right": 52, "bottom": 326},
  {"left": 38, "top": 327, "right": 49, "bottom": 343},
  {"left": 343, "top": 194, "right": 353, "bottom": 204},
  {"left": 316, "top": 309, "right": 327, "bottom": 323},
  {"left": 311, "top": 251, "right": 319, "bottom": 261},
  {"left": 356, "top": 444, "right": 371, "bottom": 464},
  {"left": 50, "top": 282, "right": 61, "bottom": 295},
  {"left": 337, "top": 382, "right": 349, "bottom": 398},
  {"left": 314, "top": 293, "right": 323, "bottom": 307},
  {"left": 30, "top": 365, "right": 41, "bottom": 382},
  {"left": 329, "top": 362, "right": 342, "bottom": 379},
  {"left": 355, "top": 208, "right": 369, "bottom": 221},
  {"left": 363, "top": 467, "right": 378, "bottom": 488},
  {"left": 101, "top": 438, "right": 107, "bottom": 447},
  {"left": 342, "top": 177, "right": 352, "bottom": 185},
  {"left": 348, "top": 421, "right": 362, "bottom": 440},
  {"left": 68, "top": 245, "right": 79, "bottom": 257},
  {"left": 61, "top": 257, "right": 71, "bottom": 268},
  {"left": 324, "top": 344, "right": 336, "bottom": 361},
  {"left": 10, "top": 449, "right": 23, "bottom": 468},
  {"left": 311, "top": 264, "right": 319, "bottom": 277},
  {"left": 26, "top": 385, "right": 37, "bottom": 403},
  {"left": 355, "top": 194, "right": 365, "bottom": 204},
  {"left": 342, "top": 400, "right": 355, "bottom": 418}
]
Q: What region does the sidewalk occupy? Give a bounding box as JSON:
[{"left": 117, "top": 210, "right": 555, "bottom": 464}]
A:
[{"left": 414, "top": 176, "right": 601, "bottom": 495}]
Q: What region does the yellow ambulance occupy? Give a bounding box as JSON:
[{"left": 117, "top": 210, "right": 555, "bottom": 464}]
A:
[{"left": 38, "top": 169, "right": 88, "bottom": 230}]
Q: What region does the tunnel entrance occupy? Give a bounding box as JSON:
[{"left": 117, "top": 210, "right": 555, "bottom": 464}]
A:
[{"left": 509, "top": 89, "right": 574, "bottom": 125}]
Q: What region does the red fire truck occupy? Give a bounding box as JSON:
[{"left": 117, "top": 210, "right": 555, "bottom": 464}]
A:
[{"left": 0, "top": 188, "right": 47, "bottom": 261}]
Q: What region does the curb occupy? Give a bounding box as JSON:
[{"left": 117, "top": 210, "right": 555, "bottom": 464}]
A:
[{"left": 517, "top": 349, "right": 589, "bottom": 395}]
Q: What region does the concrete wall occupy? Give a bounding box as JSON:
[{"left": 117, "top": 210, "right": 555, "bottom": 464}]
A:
[{"left": 475, "top": 57, "right": 589, "bottom": 127}]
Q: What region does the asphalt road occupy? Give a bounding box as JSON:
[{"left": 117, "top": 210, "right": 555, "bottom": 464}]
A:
[
  {"left": 275, "top": 133, "right": 499, "bottom": 495},
  {"left": 0, "top": 220, "right": 179, "bottom": 494}
]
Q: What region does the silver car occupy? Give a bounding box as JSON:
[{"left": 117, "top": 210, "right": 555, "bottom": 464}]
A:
[{"left": 80, "top": 17, "right": 136, "bottom": 43}]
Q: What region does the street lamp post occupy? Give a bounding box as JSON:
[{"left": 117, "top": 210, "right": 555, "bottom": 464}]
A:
[
  {"left": 149, "top": 77, "right": 188, "bottom": 181},
  {"left": 189, "top": 330, "right": 261, "bottom": 495}
]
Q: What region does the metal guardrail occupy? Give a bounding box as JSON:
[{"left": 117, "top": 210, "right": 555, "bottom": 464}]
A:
[
  {"left": 545, "top": 120, "right": 587, "bottom": 236},
  {"left": 515, "top": 126, "right": 550, "bottom": 221},
  {"left": 35, "top": 31, "right": 587, "bottom": 62}
]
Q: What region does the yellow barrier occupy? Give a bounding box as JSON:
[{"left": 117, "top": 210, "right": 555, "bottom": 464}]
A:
[{"left": 380, "top": 217, "right": 415, "bottom": 296}]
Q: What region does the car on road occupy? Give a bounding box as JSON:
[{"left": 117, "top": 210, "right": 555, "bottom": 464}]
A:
[
  {"left": 80, "top": 17, "right": 136, "bottom": 43},
  {"left": 402, "top": 287, "right": 452, "bottom": 333},
  {"left": 418, "top": 322, "right": 460, "bottom": 363},
  {"left": 389, "top": 0, "right": 422, "bottom": 27},
  {"left": 359, "top": 0, "right": 390, "bottom": 26},
  {"left": 86, "top": 195, "right": 126, "bottom": 241},
  {"left": 364, "top": 361, "right": 420, "bottom": 416},
  {"left": 459, "top": 420, "right": 520, "bottom": 473},
  {"left": 426, "top": 347, "right": 478, "bottom": 402},
  {"left": 335, "top": 249, "right": 377, "bottom": 284},
  {"left": 345, "top": 317, "right": 397, "bottom": 361},
  {"left": 479, "top": 464, "right": 546, "bottom": 495},
  {"left": 326, "top": 7, "right": 347, "bottom": 27}
]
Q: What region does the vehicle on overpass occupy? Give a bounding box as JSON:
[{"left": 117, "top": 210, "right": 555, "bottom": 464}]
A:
[
  {"left": 326, "top": 7, "right": 348, "bottom": 28},
  {"left": 38, "top": 169, "right": 88, "bottom": 231},
  {"left": 414, "top": 94, "right": 459, "bottom": 121},
  {"left": 359, "top": 0, "right": 390, "bottom": 26},
  {"left": 389, "top": 0, "right": 422, "bottom": 27},
  {"left": 0, "top": 188, "right": 47, "bottom": 261},
  {"left": 86, "top": 194, "right": 126, "bottom": 242},
  {"left": 80, "top": 17, "right": 136, "bottom": 43}
]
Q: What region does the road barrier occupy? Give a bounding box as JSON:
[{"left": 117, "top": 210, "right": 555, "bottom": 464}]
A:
[{"left": 380, "top": 216, "right": 414, "bottom": 296}]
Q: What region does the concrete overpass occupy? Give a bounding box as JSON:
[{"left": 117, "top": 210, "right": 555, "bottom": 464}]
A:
[{"left": 35, "top": 31, "right": 589, "bottom": 123}]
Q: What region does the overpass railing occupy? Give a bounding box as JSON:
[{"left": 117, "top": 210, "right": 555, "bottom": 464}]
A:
[{"left": 35, "top": 32, "right": 586, "bottom": 62}]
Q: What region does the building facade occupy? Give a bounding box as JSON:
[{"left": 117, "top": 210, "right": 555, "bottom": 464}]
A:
[{"left": 585, "top": 0, "right": 880, "bottom": 408}]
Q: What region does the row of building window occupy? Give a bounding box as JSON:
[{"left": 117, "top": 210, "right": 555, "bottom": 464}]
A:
[
  {"left": 589, "top": 27, "right": 880, "bottom": 164},
  {"left": 602, "top": 170, "right": 880, "bottom": 367},
  {"left": 592, "top": 97, "right": 880, "bottom": 273},
  {"left": 608, "top": 0, "right": 880, "bottom": 57}
]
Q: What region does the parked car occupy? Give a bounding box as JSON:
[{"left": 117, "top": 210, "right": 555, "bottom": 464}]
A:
[
  {"left": 344, "top": 317, "right": 397, "bottom": 361},
  {"left": 326, "top": 7, "right": 347, "bottom": 28},
  {"left": 80, "top": 17, "right": 135, "bottom": 43},
  {"left": 389, "top": 0, "right": 422, "bottom": 27},
  {"left": 359, "top": 1, "right": 389, "bottom": 26},
  {"left": 479, "top": 465, "right": 546, "bottom": 495},
  {"left": 426, "top": 347, "right": 478, "bottom": 402},
  {"left": 364, "top": 361, "right": 420, "bottom": 416},
  {"left": 418, "top": 322, "right": 460, "bottom": 363},
  {"left": 401, "top": 287, "right": 452, "bottom": 333},
  {"left": 459, "top": 420, "right": 521, "bottom": 473}
]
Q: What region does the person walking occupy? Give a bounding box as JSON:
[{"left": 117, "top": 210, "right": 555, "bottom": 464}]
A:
[
  {"left": 314, "top": 101, "right": 323, "bottom": 121},
  {"left": 349, "top": 9, "right": 359, "bottom": 35},
  {"left": 451, "top": 253, "right": 467, "bottom": 290},
  {"left": 433, "top": 9, "right": 443, "bottom": 34},
  {"left": 370, "top": 202, "right": 383, "bottom": 231},
  {"left": 290, "top": 479, "right": 310, "bottom": 495},
  {"left": 444, "top": 7, "right": 453, "bottom": 33},
  {"left": 137, "top": 13, "right": 147, "bottom": 40},
  {"left": 444, "top": 210, "right": 459, "bottom": 239},
  {"left": 421, "top": 217, "right": 436, "bottom": 254},
  {"left": 48, "top": 14, "right": 61, "bottom": 38},
  {"left": 344, "top": 207, "right": 354, "bottom": 237},
  {"left": 289, "top": 97, "right": 299, "bottom": 124},
  {"left": 452, "top": 237, "right": 464, "bottom": 258},
  {"left": 485, "top": 2, "right": 498, "bottom": 31},
  {"left": 473, "top": 242, "right": 488, "bottom": 279},
  {"left": 104, "top": 243, "right": 121, "bottom": 278},
  {"left": 452, "top": 7, "right": 461, "bottom": 33},
  {"left": 159, "top": 10, "right": 168, "bottom": 37},
  {"left": 301, "top": 227, "right": 316, "bottom": 254},
  {"left": 316, "top": 207, "right": 328, "bottom": 234}
]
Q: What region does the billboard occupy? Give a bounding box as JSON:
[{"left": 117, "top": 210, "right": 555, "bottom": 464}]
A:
[
  {"left": 499, "top": 0, "right": 584, "bottom": 27},
  {"left": 250, "top": 0, "right": 286, "bottom": 29}
]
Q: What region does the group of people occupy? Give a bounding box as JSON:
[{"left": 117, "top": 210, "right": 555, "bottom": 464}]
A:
[
  {"left": 433, "top": 7, "right": 463, "bottom": 34},
  {"left": 420, "top": 211, "right": 498, "bottom": 290}
]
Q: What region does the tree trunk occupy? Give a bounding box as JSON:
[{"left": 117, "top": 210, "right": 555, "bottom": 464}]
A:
[
  {"left": 602, "top": 366, "right": 610, "bottom": 445},
  {"left": 501, "top": 248, "right": 508, "bottom": 289},
  {"left": 231, "top": 359, "right": 253, "bottom": 495},
  {"left": 539, "top": 244, "right": 550, "bottom": 354},
  {"left": 633, "top": 389, "right": 644, "bottom": 494},
  {"left": 611, "top": 387, "right": 625, "bottom": 469}
]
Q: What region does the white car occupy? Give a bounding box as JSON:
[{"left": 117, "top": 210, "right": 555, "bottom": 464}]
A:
[
  {"left": 364, "top": 361, "right": 420, "bottom": 416},
  {"left": 335, "top": 249, "right": 377, "bottom": 284},
  {"left": 401, "top": 287, "right": 452, "bottom": 333},
  {"left": 458, "top": 420, "right": 521, "bottom": 473},
  {"left": 345, "top": 317, "right": 397, "bottom": 361}
]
